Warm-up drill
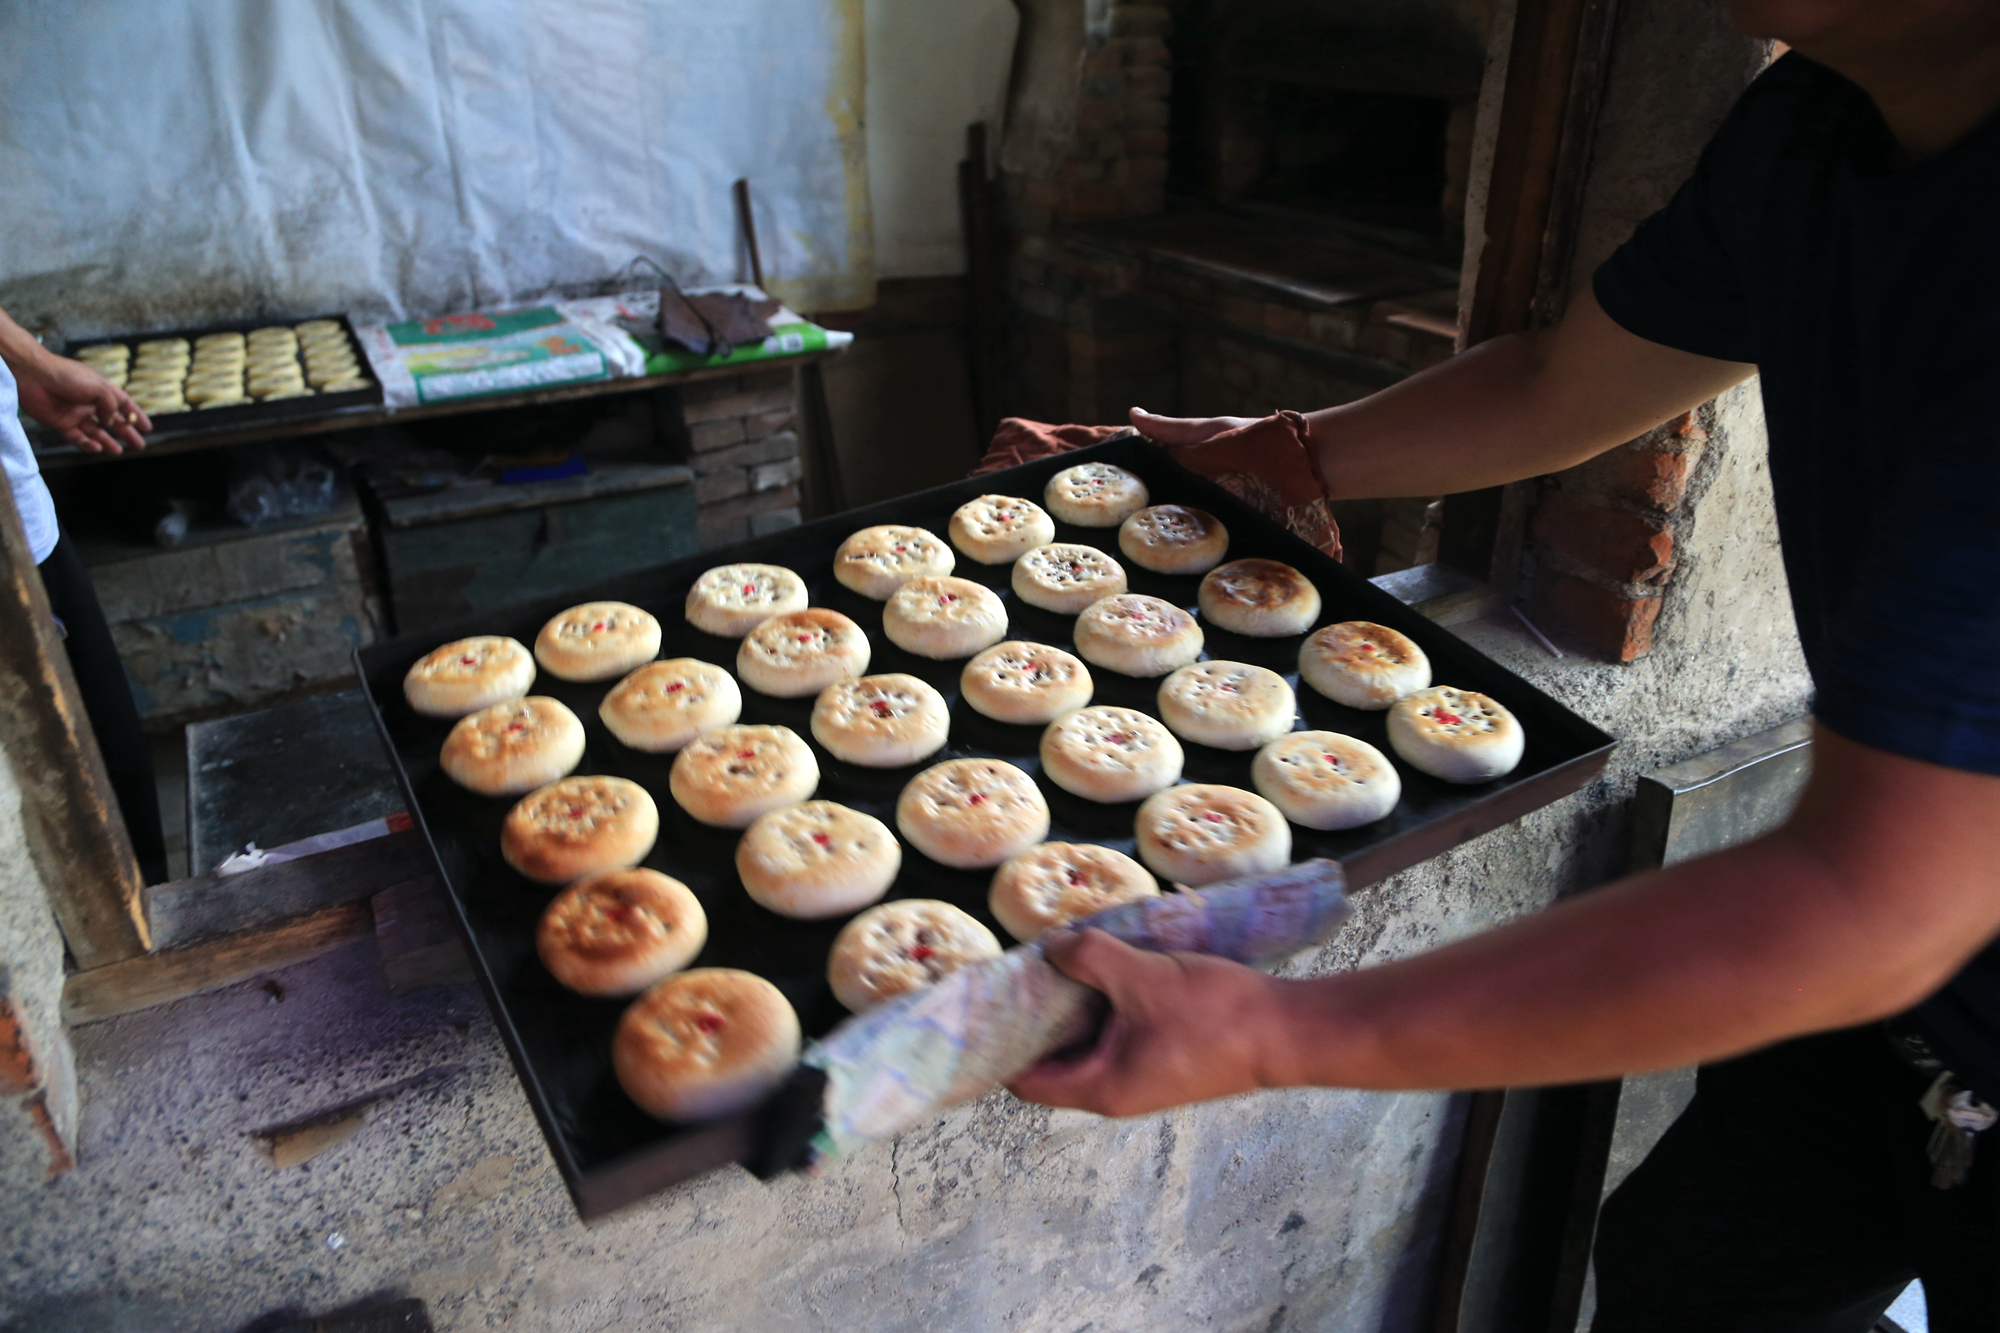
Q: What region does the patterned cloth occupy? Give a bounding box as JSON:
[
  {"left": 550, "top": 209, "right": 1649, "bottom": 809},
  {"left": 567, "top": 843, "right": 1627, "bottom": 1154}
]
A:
[
  {"left": 803, "top": 860, "right": 1350, "bottom": 1163},
  {"left": 976, "top": 413, "right": 1342, "bottom": 562}
]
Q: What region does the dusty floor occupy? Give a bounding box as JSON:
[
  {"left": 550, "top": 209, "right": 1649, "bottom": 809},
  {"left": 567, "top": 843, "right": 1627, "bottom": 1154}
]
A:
[{"left": 1, "top": 929, "right": 1462, "bottom": 1332}]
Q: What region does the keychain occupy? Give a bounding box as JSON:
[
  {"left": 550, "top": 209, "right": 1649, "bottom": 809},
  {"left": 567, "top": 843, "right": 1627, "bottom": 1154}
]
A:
[{"left": 1919, "top": 1072, "right": 1998, "bottom": 1189}]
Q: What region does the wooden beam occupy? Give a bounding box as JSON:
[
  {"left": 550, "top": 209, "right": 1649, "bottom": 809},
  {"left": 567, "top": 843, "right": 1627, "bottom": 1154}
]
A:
[
  {"left": 1441, "top": 0, "right": 1620, "bottom": 583},
  {"left": 1464, "top": 0, "right": 1620, "bottom": 345},
  {"left": 62, "top": 902, "right": 372, "bottom": 1025},
  {"left": 1430, "top": 3, "right": 1623, "bottom": 1327},
  {"left": 373, "top": 876, "right": 475, "bottom": 996},
  {"left": 0, "top": 485, "right": 150, "bottom": 968}
]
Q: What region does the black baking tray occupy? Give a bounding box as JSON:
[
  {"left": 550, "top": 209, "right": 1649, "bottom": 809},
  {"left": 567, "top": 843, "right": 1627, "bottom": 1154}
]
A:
[
  {"left": 354, "top": 437, "right": 1615, "bottom": 1219},
  {"left": 68, "top": 314, "right": 382, "bottom": 434}
]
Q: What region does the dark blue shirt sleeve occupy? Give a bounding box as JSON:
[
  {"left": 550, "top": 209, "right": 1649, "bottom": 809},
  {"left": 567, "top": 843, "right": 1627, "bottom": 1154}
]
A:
[{"left": 1590, "top": 62, "right": 1801, "bottom": 365}]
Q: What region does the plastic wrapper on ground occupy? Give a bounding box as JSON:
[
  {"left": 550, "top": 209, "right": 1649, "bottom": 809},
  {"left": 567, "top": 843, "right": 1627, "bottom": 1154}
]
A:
[{"left": 803, "top": 859, "right": 1350, "bottom": 1163}]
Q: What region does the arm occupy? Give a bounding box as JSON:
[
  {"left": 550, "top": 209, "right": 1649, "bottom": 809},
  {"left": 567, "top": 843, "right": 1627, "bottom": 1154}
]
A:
[
  {"left": 0, "top": 307, "right": 150, "bottom": 454},
  {"left": 1012, "top": 725, "right": 2000, "bottom": 1113},
  {"left": 1133, "top": 289, "right": 1756, "bottom": 501}
]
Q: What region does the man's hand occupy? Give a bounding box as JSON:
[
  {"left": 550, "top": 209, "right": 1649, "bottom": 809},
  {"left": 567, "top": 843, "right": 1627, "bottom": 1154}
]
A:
[
  {"left": 14, "top": 351, "right": 150, "bottom": 454},
  {"left": 1008, "top": 928, "right": 1285, "bottom": 1117},
  {"left": 1128, "top": 407, "right": 1258, "bottom": 448}
]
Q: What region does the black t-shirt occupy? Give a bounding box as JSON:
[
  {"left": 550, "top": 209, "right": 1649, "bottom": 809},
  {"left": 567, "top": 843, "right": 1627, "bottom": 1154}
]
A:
[{"left": 1594, "top": 54, "right": 2000, "bottom": 1098}]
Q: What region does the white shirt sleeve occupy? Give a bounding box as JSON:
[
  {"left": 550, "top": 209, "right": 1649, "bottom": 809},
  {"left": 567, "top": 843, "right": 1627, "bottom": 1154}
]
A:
[{"left": 0, "top": 358, "right": 59, "bottom": 565}]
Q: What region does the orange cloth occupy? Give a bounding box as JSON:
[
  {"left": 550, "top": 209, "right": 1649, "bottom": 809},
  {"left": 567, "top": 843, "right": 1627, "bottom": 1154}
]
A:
[{"left": 975, "top": 414, "right": 1340, "bottom": 561}]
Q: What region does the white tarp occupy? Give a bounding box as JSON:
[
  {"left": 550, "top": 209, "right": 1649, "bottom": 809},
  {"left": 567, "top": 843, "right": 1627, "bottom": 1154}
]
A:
[{"left": 0, "top": 0, "right": 873, "bottom": 340}]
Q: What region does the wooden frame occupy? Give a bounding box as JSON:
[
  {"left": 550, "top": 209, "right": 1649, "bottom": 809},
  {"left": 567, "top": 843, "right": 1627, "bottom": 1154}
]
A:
[
  {"left": 1429, "top": 0, "right": 1623, "bottom": 1328},
  {"left": 1438, "top": 0, "right": 1620, "bottom": 586},
  {"left": 0, "top": 484, "right": 149, "bottom": 968}
]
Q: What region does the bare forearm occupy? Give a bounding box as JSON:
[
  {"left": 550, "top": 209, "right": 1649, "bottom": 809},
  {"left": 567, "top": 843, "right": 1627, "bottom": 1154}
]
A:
[
  {"left": 1264, "top": 836, "right": 1968, "bottom": 1092},
  {"left": 0, "top": 307, "right": 53, "bottom": 376},
  {"left": 1301, "top": 291, "right": 1754, "bottom": 500}
]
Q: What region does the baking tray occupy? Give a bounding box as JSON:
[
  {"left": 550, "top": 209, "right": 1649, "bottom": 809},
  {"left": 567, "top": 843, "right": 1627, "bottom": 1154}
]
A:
[
  {"left": 354, "top": 437, "right": 1615, "bottom": 1219},
  {"left": 67, "top": 314, "right": 383, "bottom": 434}
]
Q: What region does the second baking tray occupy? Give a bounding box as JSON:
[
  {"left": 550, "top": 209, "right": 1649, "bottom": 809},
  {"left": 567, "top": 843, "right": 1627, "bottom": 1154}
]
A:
[
  {"left": 355, "top": 437, "right": 1615, "bottom": 1218},
  {"left": 69, "top": 314, "right": 382, "bottom": 435}
]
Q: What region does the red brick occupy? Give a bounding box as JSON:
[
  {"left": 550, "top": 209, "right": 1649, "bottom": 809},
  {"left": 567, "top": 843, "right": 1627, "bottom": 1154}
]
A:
[
  {"left": 1114, "top": 35, "right": 1171, "bottom": 63},
  {"left": 1081, "top": 44, "right": 1124, "bottom": 77},
  {"left": 1128, "top": 155, "right": 1169, "bottom": 186},
  {"left": 22, "top": 1092, "right": 73, "bottom": 1177},
  {"left": 1264, "top": 302, "right": 1313, "bottom": 343},
  {"left": 1058, "top": 157, "right": 1106, "bottom": 183},
  {"left": 1127, "top": 128, "right": 1171, "bottom": 156},
  {"left": 1074, "top": 97, "right": 1124, "bottom": 134},
  {"left": 1611, "top": 447, "right": 1694, "bottom": 512},
  {"left": 692, "top": 431, "right": 798, "bottom": 476},
  {"left": 1059, "top": 181, "right": 1128, "bottom": 218},
  {"left": 1356, "top": 323, "right": 1413, "bottom": 364},
  {"left": 689, "top": 417, "right": 745, "bottom": 453},
  {"left": 1670, "top": 410, "right": 1709, "bottom": 443},
  {"left": 743, "top": 406, "right": 796, "bottom": 440},
  {"left": 1536, "top": 576, "right": 1663, "bottom": 662},
  {"left": 695, "top": 467, "right": 750, "bottom": 505},
  {"left": 1122, "top": 184, "right": 1165, "bottom": 214},
  {"left": 1127, "top": 98, "right": 1169, "bottom": 130},
  {"left": 751, "top": 458, "right": 802, "bottom": 492},
  {"left": 1110, "top": 4, "right": 1173, "bottom": 38},
  {"left": 1218, "top": 295, "right": 1264, "bottom": 329},
  {"left": 1127, "top": 65, "right": 1173, "bottom": 98},
  {"left": 0, "top": 995, "right": 40, "bottom": 1096},
  {"left": 678, "top": 374, "right": 741, "bottom": 402},
  {"left": 1148, "top": 266, "right": 1216, "bottom": 308},
  {"left": 1533, "top": 499, "right": 1675, "bottom": 584},
  {"left": 1307, "top": 310, "right": 1361, "bottom": 350},
  {"left": 681, "top": 382, "right": 794, "bottom": 425}
]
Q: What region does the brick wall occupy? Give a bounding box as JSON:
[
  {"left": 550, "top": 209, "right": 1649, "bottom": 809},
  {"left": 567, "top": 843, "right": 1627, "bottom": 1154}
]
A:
[
  {"left": 0, "top": 976, "right": 75, "bottom": 1177},
  {"left": 677, "top": 368, "right": 804, "bottom": 548},
  {"left": 998, "top": 0, "right": 1464, "bottom": 574},
  {"left": 1525, "top": 409, "right": 1708, "bottom": 661},
  {"left": 1007, "top": 3, "right": 1174, "bottom": 232}
]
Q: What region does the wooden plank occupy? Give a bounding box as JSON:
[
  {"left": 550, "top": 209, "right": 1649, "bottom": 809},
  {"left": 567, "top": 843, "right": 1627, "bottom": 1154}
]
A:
[
  {"left": 62, "top": 902, "right": 372, "bottom": 1025},
  {"left": 0, "top": 480, "right": 150, "bottom": 967},
  {"left": 34, "top": 349, "right": 842, "bottom": 471},
  {"left": 377, "top": 461, "right": 691, "bottom": 529},
  {"left": 372, "top": 877, "right": 475, "bottom": 995},
  {"left": 145, "top": 829, "right": 430, "bottom": 950}
]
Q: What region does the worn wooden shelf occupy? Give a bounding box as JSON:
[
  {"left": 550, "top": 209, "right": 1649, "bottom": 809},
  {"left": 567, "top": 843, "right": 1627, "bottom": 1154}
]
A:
[{"left": 33, "top": 348, "right": 840, "bottom": 470}]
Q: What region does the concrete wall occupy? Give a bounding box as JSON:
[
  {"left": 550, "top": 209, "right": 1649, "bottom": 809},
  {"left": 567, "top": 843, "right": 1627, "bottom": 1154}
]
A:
[{"left": 865, "top": 0, "right": 1020, "bottom": 278}]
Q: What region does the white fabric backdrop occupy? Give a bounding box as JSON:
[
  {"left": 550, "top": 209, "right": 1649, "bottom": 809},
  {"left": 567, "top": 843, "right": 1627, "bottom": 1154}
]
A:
[{"left": 0, "top": 0, "right": 873, "bottom": 338}]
